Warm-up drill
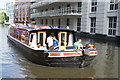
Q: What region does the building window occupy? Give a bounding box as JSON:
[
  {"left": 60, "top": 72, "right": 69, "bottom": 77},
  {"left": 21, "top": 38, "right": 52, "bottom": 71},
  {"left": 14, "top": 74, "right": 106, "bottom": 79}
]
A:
[
  {"left": 58, "top": 19, "right": 60, "bottom": 28},
  {"left": 59, "top": 6, "right": 61, "bottom": 9},
  {"left": 90, "top": 17, "right": 96, "bottom": 33},
  {"left": 46, "top": 19, "right": 48, "bottom": 25},
  {"left": 51, "top": 19, "right": 54, "bottom": 26},
  {"left": 78, "top": 2, "right": 82, "bottom": 13},
  {"left": 108, "top": 17, "right": 117, "bottom": 36},
  {"left": 67, "top": 4, "right": 70, "bottom": 13},
  {"left": 91, "top": 0, "right": 97, "bottom": 12},
  {"left": 52, "top": 8, "right": 54, "bottom": 10},
  {"left": 77, "top": 18, "right": 81, "bottom": 31},
  {"left": 67, "top": 18, "right": 70, "bottom": 26},
  {"left": 46, "top": 9, "right": 48, "bottom": 11},
  {"left": 110, "top": 0, "right": 118, "bottom": 10},
  {"left": 41, "top": 19, "right": 43, "bottom": 25}
]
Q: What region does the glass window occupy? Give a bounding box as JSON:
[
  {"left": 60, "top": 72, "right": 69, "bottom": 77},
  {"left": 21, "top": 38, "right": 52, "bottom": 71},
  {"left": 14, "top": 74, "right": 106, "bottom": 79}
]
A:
[
  {"left": 108, "top": 17, "right": 117, "bottom": 36},
  {"left": 91, "top": 0, "right": 97, "bottom": 12},
  {"left": 90, "top": 17, "right": 96, "bottom": 33},
  {"left": 46, "top": 19, "right": 48, "bottom": 25},
  {"left": 58, "top": 19, "right": 60, "bottom": 28},
  {"left": 78, "top": 2, "right": 82, "bottom": 13},
  {"left": 39, "top": 33, "right": 43, "bottom": 46},
  {"left": 77, "top": 18, "right": 81, "bottom": 31},
  {"left": 41, "top": 19, "right": 43, "bottom": 25},
  {"left": 52, "top": 19, "right": 54, "bottom": 26},
  {"left": 61, "top": 33, "right": 65, "bottom": 46},
  {"left": 67, "top": 18, "right": 70, "bottom": 26},
  {"left": 110, "top": 0, "right": 118, "bottom": 10}
]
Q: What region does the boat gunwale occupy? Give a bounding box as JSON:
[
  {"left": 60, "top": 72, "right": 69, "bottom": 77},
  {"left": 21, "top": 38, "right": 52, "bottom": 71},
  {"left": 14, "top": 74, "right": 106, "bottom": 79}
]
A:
[{"left": 7, "top": 35, "right": 82, "bottom": 53}]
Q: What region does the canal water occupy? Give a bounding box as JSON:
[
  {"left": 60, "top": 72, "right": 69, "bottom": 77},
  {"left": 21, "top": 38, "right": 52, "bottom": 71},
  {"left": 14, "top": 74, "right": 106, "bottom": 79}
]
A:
[{"left": 0, "top": 24, "right": 119, "bottom": 78}]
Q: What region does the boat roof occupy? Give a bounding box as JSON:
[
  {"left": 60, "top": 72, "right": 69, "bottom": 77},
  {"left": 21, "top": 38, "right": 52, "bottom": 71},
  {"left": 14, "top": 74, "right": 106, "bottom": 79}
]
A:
[
  {"left": 30, "top": 28, "right": 77, "bottom": 33},
  {"left": 13, "top": 25, "right": 77, "bottom": 33}
]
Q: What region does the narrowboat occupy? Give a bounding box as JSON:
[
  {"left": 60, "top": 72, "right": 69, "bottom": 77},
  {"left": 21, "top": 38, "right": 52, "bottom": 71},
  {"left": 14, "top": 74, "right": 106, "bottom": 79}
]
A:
[{"left": 7, "top": 24, "right": 98, "bottom": 68}]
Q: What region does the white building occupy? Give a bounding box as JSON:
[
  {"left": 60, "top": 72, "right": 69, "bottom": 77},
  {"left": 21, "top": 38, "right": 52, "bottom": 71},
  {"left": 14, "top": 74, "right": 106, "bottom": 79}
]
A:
[
  {"left": 30, "top": 0, "right": 120, "bottom": 38},
  {"left": 6, "top": 0, "right": 15, "bottom": 23}
]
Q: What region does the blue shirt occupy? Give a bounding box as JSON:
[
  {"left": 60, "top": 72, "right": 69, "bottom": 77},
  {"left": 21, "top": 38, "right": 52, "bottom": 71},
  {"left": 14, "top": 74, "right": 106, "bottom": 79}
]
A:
[{"left": 53, "top": 39, "right": 59, "bottom": 48}]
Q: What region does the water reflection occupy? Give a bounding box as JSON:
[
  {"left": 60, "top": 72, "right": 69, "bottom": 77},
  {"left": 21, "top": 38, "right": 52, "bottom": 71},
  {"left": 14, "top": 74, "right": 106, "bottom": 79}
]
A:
[{"left": 0, "top": 25, "right": 119, "bottom": 78}]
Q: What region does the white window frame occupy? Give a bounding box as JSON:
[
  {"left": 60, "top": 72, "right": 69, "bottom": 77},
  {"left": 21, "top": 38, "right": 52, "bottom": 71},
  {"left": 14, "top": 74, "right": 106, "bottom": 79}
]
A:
[
  {"left": 109, "top": 0, "right": 118, "bottom": 11},
  {"left": 90, "top": 17, "right": 96, "bottom": 34},
  {"left": 91, "top": 0, "right": 97, "bottom": 13},
  {"left": 108, "top": 17, "right": 117, "bottom": 36},
  {"left": 77, "top": 18, "right": 81, "bottom": 31}
]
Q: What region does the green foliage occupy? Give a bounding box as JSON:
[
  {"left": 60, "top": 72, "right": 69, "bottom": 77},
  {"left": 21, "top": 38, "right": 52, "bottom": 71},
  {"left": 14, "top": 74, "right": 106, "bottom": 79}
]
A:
[
  {"left": 31, "top": 21, "right": 36, "bottom": 25},
  {"left": 0, "top": 12, "right": 8, "bottom": 23}
]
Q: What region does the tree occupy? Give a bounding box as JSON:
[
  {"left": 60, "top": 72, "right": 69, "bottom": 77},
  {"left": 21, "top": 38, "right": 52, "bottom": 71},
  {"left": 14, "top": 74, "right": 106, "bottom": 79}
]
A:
[{"left": 0, "top": 12, "right": 8, "bottom": 23}]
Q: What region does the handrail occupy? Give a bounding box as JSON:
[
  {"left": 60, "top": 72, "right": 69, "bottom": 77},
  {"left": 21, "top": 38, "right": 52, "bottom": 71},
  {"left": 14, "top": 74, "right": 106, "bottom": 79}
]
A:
[{"left": 31, "top": 7, "right": 81, "bottom": 18}]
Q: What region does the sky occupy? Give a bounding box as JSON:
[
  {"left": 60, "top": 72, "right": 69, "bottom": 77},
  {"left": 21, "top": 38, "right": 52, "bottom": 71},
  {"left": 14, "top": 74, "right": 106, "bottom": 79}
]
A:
[
  {"left": 0, "top": 0, "right": 15, "bottom": 9},
  {"left": 0, "top": 0, "right": 7, "bottom": 8}
]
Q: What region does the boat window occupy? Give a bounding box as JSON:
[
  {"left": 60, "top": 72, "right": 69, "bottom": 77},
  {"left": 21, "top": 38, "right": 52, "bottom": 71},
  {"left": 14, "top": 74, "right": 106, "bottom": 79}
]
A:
[
  {"left": 30, "top": 34, "right": 33, "bottom": 42},
  {"left": 38, "top": 32, "right": 46, "bottom": 47},
  {"left": 39, "top": 33, "right": 43, "bottom": 46},
  {"left": 16, "top": 32, "right": 19, "bottom": 39},
  {"left": 67, "top": 33, "right": 73, "bottom": 46},
  {"left": 61, "top": 33, "right": 65, "bottom": 46},
  {"left": 59, "top": 32, "right": 67, "bottom": 47}
]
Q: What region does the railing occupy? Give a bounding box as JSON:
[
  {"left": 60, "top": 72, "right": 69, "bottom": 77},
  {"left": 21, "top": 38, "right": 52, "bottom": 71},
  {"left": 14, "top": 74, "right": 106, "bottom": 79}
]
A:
[
  {"left": 31, "top": 7, "right": 81, "bottom": 18},
  {"left": 31, "top": 0, "right": 61, "bottom": 9}
]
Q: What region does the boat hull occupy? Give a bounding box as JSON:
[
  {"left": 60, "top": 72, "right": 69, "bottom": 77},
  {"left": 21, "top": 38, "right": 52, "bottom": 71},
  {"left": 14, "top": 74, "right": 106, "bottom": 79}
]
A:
[{"left": 7, "top": 35, "right": 96, "bottom": 68}]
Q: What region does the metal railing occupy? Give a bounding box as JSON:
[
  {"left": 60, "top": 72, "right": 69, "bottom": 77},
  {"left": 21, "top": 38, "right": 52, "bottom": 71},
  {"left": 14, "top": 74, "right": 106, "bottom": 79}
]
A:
[{"left": 31, "top": 7, "right": 81, "bottom": 18}]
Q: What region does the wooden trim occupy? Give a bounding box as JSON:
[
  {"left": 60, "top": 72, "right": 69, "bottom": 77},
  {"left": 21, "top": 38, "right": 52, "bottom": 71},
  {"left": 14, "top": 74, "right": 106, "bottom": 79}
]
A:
[
  {"left": 38, "top": 31, "right": 46, "bottom": 46},
  {"left": 58, "top": 32, "right": 67, "bottom": 50}
]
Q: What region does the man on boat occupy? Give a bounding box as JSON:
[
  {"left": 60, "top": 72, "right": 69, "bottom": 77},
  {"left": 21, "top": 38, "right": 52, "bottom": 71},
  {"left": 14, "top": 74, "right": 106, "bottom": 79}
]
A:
[
  {"left": 47, "top": 34, "right": 53, "bottom": 49},
  {"left": 53, "top": 36, "right": 59, "bottom": 50},
  {"left": 74, "top": 39, "right": 83, "bottom": 49}
]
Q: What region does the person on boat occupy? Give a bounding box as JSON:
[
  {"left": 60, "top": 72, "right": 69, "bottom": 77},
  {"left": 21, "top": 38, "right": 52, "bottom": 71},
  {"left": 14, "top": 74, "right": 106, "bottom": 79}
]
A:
[
  {"left": 52, "top": 36, "right": 59, "bottom": 50},
  {"left": 37, "top": 43, "right": 41, "bottom": 48},
  {"left": 89, "top": 44, "right": 94, "bottom": 49},
  {"left": 47, "top": 34, "right": 53, "bottom": 49},
  {"left": 74, "top": 39, "right": 83, "bottom": 49}
]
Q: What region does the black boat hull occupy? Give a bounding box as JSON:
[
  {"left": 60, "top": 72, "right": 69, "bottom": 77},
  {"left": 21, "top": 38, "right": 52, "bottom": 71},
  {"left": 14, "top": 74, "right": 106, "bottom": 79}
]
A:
[{"left": 7, "top": 35, "right": 95, "bottom": 68}]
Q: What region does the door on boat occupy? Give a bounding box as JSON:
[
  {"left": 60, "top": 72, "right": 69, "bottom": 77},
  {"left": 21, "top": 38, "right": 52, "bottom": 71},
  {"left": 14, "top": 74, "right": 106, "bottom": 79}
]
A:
[
  {"left": 58, "top": 32, "right": 67, "bottom": 50},
  {"left": 29, "top": 33, "right": 37, "bottom": 48},
  {"left": 38, "top": 32, "right": 46, "bottom": 47}
]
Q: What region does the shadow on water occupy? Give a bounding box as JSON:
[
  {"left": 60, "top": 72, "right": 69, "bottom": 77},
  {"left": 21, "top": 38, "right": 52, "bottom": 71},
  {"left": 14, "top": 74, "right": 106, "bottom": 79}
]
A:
[{"left": 1, "top": 25, "right": 119, "bottom": 78}]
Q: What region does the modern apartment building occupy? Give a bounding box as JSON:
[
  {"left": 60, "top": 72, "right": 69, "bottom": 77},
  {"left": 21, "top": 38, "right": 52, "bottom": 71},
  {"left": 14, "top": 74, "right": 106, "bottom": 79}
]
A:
[
  {"left": 14, "top": 0, "right": 31, "bottom": 23},
  {"left": 6, "top": 1, "right": 15, "bottom": 23},
  {"left": 30, "top": 0, "right": 120, "bottom": 38}
]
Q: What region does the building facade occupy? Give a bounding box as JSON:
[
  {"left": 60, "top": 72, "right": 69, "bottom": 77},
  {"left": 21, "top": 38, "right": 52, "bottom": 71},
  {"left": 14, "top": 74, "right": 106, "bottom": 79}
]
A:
[
  {"left": 6, "top": 1, "right": 15, "bottom": 23},
  {"left": 14, "top": 0, "right": 31, "bottom": 23},
  {"left": 30, "top": 0, "right": 120, "bottom": 38}
]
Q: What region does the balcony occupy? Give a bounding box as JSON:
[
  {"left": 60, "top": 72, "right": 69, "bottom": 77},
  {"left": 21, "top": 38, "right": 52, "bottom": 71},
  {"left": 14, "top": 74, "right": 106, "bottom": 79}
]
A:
[
  {"left": 31, "top": 7, "right": 82, "bottom": 18},
  {"left": 31, "top": 0, "right": 61, "bottom": 9}
]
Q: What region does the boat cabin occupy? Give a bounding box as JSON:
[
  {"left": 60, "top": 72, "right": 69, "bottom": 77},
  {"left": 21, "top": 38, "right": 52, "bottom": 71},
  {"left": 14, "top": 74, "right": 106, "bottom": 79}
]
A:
[{"left": 9, "top": 26, "right": 76, "bottom": 51}]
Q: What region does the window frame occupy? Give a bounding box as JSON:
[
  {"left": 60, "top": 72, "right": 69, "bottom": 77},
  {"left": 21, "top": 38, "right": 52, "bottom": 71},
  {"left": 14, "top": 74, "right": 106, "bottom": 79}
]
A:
[
  {"left": 109, "top": 0, "right": 118, "bottom": 11},
  {"left": 90, "top": 17, "right": 96, "bottom": 34},
  {"left": 77, "top": 18, "right": 81, "bottom": 31},
  {"left": 108, "top": 17, "right": 117, "bottom": 36},
  {"left": 91, "top": 0, "right": 97, "bottom": 12}
]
